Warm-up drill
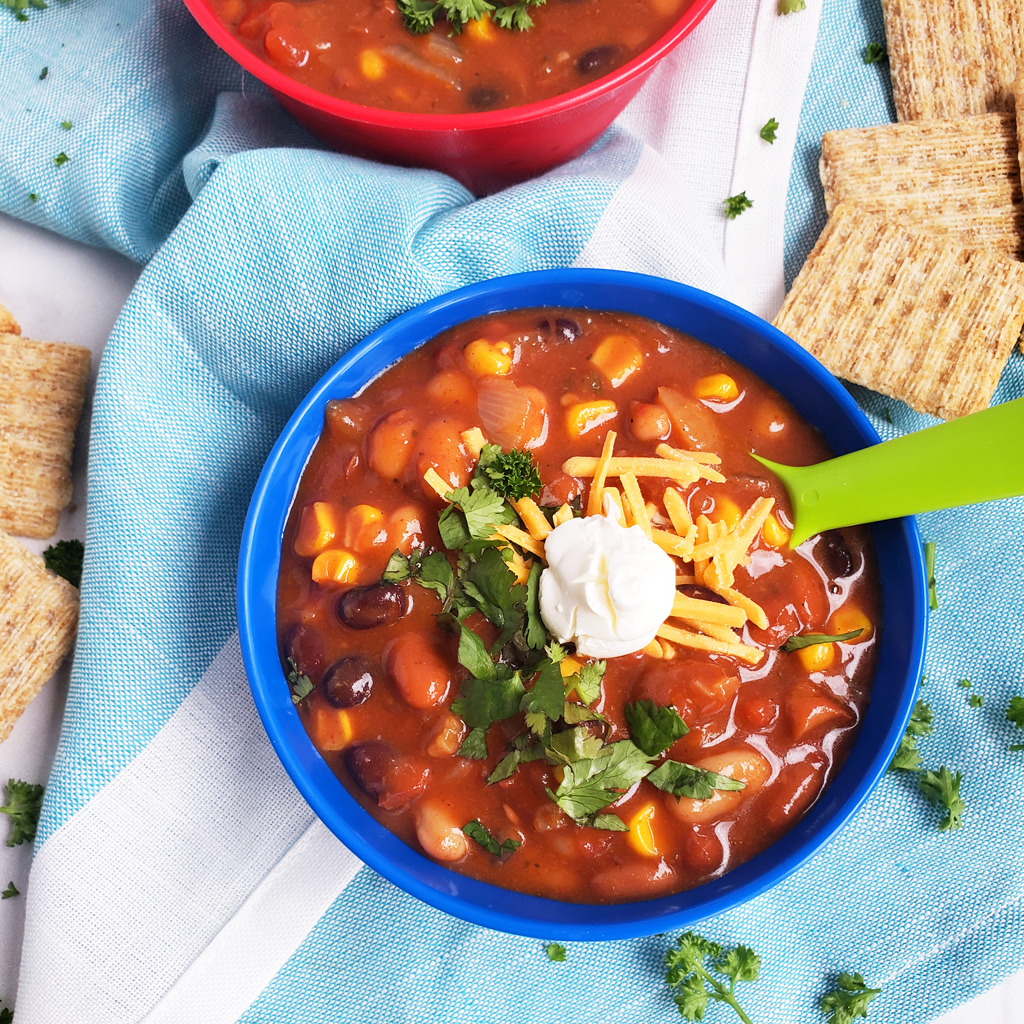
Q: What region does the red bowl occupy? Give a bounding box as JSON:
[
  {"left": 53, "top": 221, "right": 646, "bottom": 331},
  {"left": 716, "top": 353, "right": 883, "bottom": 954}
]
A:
[{"left": 181, "top": 0, "right": 719, "bottom": 194}]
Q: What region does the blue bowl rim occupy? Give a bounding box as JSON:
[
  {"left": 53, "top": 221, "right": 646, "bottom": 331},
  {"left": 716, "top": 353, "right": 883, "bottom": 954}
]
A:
[{"left": 238, "top": 268, "right": 927, "bottom": 941}]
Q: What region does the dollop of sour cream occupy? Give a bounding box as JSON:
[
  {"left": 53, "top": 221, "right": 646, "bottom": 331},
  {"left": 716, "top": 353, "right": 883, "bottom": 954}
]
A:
[{"left": 539, "top": 514, "right": 677, "bottom": 659}]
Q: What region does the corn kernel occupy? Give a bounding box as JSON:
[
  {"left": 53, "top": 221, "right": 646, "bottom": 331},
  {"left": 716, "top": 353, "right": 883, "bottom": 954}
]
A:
[
  {"left": 359, "top": 49, "right": 386, "bottom": 81},
  {"left": 565, "top": 399, "right": 618, "bottom": 439},
  {"left": 464, "top": 11, "right": 494, "bottom": 40},
  {"left": 294, "top": 501, "right": 342, "bottom": 558},
  {"left": 696, "top": 373, "right": 740, "bottom": 402},
  {"left": 311, "top": 549, "right": 358, "bottom": 585},
  {"left": 308, "top": 703, "right": 354, "bottom": 751},
  {"left": 829, "top": 607, "right": 873, "bottom": 642},
  {"left": 713, "top": 495, "right": 742, "bottom": 530},
  {"left": 591, "top": 333, "right": 643, "bottom": 388},
  {"left": 626, "top": 803, "right": 659, "bottom": 857},
  {"left": 464, "top": 338, "right": 513, "bottom": 376},
  {"left": 559, "top": 655, "right": 583, "bottom": 678},
  {"left": 761, "top": 512, "right": 791, "bottom": 548},
  {"left": 796, "top": 641, "right": 835, "bottom": 672},
  {"left": 344, "top": 504, "right": 386, "bottom": 552}
]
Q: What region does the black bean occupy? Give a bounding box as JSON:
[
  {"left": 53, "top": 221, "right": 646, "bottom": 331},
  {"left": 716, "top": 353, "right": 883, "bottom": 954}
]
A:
[
  {"left": 344, "top": 742, "right": 395, "bottom": 801},
  {"left": 538, "top": 316, "right": 582, "bottom": 344},
  {"left": 677, "top": 583, "right": 729, "bottom": 605},
  {"left": 468, "top": 85, "right": 504, "bottom": 110},
  {"left": 323, "top": 656, "right": 377, "bottom": 708},
  {"left": 282, "top": 623, "right": 327, "bottom": 681},
  {"left": 576, "top": 44, "right": 620, "bottom": 76},
  {"left": 337, "top": 583, "right": 410, "bottom": 630},
  {"left": 819, "top": 530, "right": 855, "bottom": 579}
]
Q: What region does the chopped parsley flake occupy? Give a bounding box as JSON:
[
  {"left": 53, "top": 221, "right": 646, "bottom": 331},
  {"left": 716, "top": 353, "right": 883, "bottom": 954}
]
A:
[
  {"left": 39, "top": 66, "right": 47, "bottom": 79},
  {"left": 285, "top": 657, "right": 313, "bottom": 705},
  {"left": 821, "top": 972, "right": 881, "bottom": 1024},
  {"left": 60, "top": 119, "right": 72, "bottom": 130},
  {"left": 28, "top": 192, "right": 38, "bottom": 202},
  {"left": 665, "top": 932, "right": 760, "bottom": 1023},
  {"left": 777, "top": 0, "right": 805, "bottom": 12},
  {"left": 967, "top": 693, "right": 983, "bottom": 709},
  {"left": 1, "top": 880, "right": 18, "bottom": 899},
  {"left": 862, "top": 42, "right": 887, "bottom": 64},
  {"left": 545, "top": 942, "right": 566, "bottom": 962},
  {"left": 759, "top": 117, "right": 779, "bottom": 143},
  {"left": 53, "top": 151, "right": 68, "bottom": 167},
  {"left": 478, "top": 445, "right": 542, "bottom": 501},
  {"left": 723, "top": 191, "right": 753, "bottom": 220},
  {"left": 1, "top": 778, "right": 45, "bottom": 847}
]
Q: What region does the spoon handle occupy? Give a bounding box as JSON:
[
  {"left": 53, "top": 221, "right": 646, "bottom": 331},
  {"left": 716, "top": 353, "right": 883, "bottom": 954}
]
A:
[{"left": 753, "top": 397, "right": 1024, "bottom": 547}]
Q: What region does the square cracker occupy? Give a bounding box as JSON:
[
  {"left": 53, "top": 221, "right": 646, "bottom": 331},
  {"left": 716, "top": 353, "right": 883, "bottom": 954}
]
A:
[
  {"left": 0, "top": 334, "right": 92, "bottom": 538},
  {"left": 820, "top": 113, "right": 1024, "bottom": 258},
  {"left": 881, "top": 0, "right": 1024, "bottom": 122},
  {"left": 0, "top": 301, "right": 18, "bottom": 335},
  {"left": 774, "top": 203, "right": 1024, "bottom": 420},
  {"left": 0, "top": 531, "right": 79, "bottom": 744}
]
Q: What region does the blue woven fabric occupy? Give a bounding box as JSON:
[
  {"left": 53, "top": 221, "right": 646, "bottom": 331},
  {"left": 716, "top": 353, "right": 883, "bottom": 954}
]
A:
[{"left": 2, "top": 0, "right": 1023, "bottom": 1021}]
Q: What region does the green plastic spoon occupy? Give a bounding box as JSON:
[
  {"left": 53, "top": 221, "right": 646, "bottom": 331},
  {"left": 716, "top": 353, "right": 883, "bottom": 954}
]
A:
[{"left": 752, "top": 396, "right": 1024, "bottom": 548}]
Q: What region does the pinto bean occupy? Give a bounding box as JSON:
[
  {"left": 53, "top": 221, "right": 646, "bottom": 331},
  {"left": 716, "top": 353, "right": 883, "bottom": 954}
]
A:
[
  {"left": 386, "top": 632, "right": 453, "bottom": 709},
  {"left": 337, "top": 583, "right": 410, "bottom": 630},
  {"left": 414, "top": 799, "right": 469, "bottom": 862}
]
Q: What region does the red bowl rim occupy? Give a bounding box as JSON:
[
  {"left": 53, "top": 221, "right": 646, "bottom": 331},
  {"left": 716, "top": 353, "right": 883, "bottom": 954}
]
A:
[{"left": 181, "top": 0, "right": 720, "bottom": 131}]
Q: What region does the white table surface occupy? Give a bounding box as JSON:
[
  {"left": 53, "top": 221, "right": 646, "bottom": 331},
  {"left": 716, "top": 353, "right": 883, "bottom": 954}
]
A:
[{"left": 0, "top": 209, "right": 1021, "bottom": 1022}]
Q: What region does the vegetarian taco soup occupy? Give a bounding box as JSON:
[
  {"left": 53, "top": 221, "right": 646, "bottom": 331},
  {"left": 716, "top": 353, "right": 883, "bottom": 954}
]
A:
[
  {"left": 277, "top": 308, "right": 881, "bottom": 903},
  {"left": 209, "top": 0, "right": 692, "bottom": 115}
]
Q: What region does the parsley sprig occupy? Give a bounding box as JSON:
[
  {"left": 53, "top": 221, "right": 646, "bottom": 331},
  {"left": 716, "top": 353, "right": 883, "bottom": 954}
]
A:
[
  {"left": 1008, "top": 695, "right": 1024, "bottom": 750},
  {"left": 918, "top": 766, "right": 964, "bottom": 831},
  {"left": 821, "top": 971, "right": 881, "bottom": 1023},
  {"left": 43, "top": 538, "right": 83, "bottom": 587},
  {"left": 888, "top": 698, "right": 933, "bottom": 772},
  {"left": 665, "top": 932, "right": 760, "bottom": 1023},
  {"left": 397, "top": 0, "right": 546, "bottom": 35},
  {"left": 1, "top": 779, "right": 45, "bottom": 847},
  {"left": 724, "top": 192, "right": 753, "bottom": 220}
]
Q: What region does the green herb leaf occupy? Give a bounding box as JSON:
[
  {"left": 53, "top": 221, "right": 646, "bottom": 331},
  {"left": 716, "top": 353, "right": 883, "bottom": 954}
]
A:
[
  {"left": 53, "top": 151, "right": 68, "bottom": 167},
  {"left": 488, "top": 732, "right": 545, "bottom": 782},
  {"left": 524, "top": 559, "right": 546, "bottom": 650},
  {"left": 781, "top": 629, "right": 863, "bottom": 650},
  {"left": 968, "top": 693, "right": 983, "bottom": 708},
  {"left": 285, "top": 657, "right": 313, "bottom": 705},
  {"left": 624, "top": 700, "right": 689, "bottom": 757},
  {"left": 461, "top": 544, "right": 524, "bottom": 630},
  {"left": 648, "top": 759, "right": 746, "bottom": 800},
  {"left": 889, "top": 697, "right": 933, "bottom": 772},
  {"left": 457, "top": 726, "right": 489, "bottom": 760},
  {"left": 545, "top": 725, "right": 606, "bottom": 765},
  {"left": 39, "top": 65, "right": 47, "bottom": 79},
  {"left": 42, "top": 537, "right": 83, "bottom": 587},
  {"left": 957, "top": 678, "right": 972, "bottom": 689},
  {"left": 545, "top": 941, "right": 566, "bottom": 962},
  {"left": 1, "top": 778, "right": 45, "bottom": 847},
  {"left": 492, "top": 0, "right": 545, "bottom": 30},
  {"left": 665, "top": 931, "right": 760, "bottom": 1023},
  {"left": 29, "top": 192, "right": 39, "bottom": 202},
  {"left": 862, "top": 41, "right": 887, "bottom": 64},
  {"left": 457, "top": 622, "right": 497, "bottom": 681},
  {"left": 723, "top": 191, "right": 753, "bottom": 219},
  {"left": 821, "top": 971, "right": 882, "bottom": 1024},
  {"left": 60, "top": 119, "right": 72, "bottom": 129},
  {"left": 918, "top": 766, "right": 964, "bottom": 831},
  {"left": 585, "top": 811, "right": 629, "bottom": 831},
  {"left": 463, "top": 819, "right": 521, "bottom": 858},
  {"left": 777, "top": 0, "right": 805, "bottom": 11},
  {"left": 759, "top": 117, "right": 779, "bottom": 143},
  {"left": 451, "top": 669, "right": 525, "bottom": 734},
  {"left": 924, "top": 540, "right": 938, "bottom": 610},
  {"left": 1006, "top": 695, "right": 1024, "bottom": 729},
  {"left": 482, "top": 447, "right": 543, "bottom": 500},
  {"left": 547, "top": 740, "right": 652, "bottom": 820},
  {"left": 565, "top": 658, "right": 605, "bottom": 706},
  {"left": 520, "top": 659, "right": 566, "bottom": 733},
  {"left": 1, "top": 880, "right": 18, "bottom": 899},
  {"left": 0, "top": 1006, "right": 11, "bottom": 1024}
]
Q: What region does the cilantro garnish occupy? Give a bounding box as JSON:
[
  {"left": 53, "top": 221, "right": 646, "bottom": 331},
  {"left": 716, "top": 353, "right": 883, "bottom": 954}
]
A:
[
  {"left": 462, "top": 819, "right": 521, "bottom": 858},
  {"left": 624, "top": 700, "right": 689, "bottom": 757},
  {"left": 1, "top": 779, "right": 45, "bottom": 847},
  {"left": 781, "top": 629, "right": 863, "bottom": 650},
  {"left": 648, "top": 760, "right": 746, "bottom": 800},
  {"left": 566, "top": 658, "right": 605, "bottom": 705},
  {"left": 723, "top": 192, "right": 753, "bottom": 220},
  {"left": 862, "top": 42, "right": 887, "bottom": 64},
  {"left": 545, "top": 942, "right": 566, "bottom": 962},
  {"left": 1006, "top": 695, "right": 1024, "bottom": 729},
  {"left": 665, "top": 932, "right": 760, "bottom": 1023},
  {"left": 1, "top": 881, "right": 18, "bottom": 899},
  {"left": 547, "top": 740, "right": 652, "bottom": 827},
  {"left": 777, "top": 0, "right": 805, "bottom": 11},
  {"left": 43, "top": 537, "right": 83, "bottom": 587},
  {"left": 3, "top": 0, "right": 48, "bottom": 20},
  {"left": 397, "top": 0, "right": 546, "bottom": 35},
  {"left": 53, "top": 151, "right": 68, "bottom": 167},
  {"left": 759, "top": 117, "right": 779, "bottom": 144},
  {"left": 924, "top": 540, "right": 938, "bottom": 610},
  {"left": 479, "top": 445, "right": 542, "bottom": 500},
  {"left": 821, "top": 971, "right": 881, "bottom": 1023},
  {"left": 918, "top": 766, "right": 964, "bottom": 831},
  {"left": 285, "top": 657, "right": 313, "bottom": 705},
  {"left": 888, "top": 698, "right": 933, "bottom": 772}
]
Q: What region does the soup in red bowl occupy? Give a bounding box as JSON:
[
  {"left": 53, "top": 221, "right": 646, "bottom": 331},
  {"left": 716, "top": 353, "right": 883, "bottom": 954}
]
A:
[{"left": 181, "top": 0, "right": 719, "bottom": 193}]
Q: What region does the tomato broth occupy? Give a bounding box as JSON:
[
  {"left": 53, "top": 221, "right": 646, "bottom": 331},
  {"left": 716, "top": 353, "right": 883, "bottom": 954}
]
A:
[
  {"left": 210, "top": 0, "right": 691, "bottom": 115},
  {"left": 277, "top": 309, "right": 881, "bottom": 904}
]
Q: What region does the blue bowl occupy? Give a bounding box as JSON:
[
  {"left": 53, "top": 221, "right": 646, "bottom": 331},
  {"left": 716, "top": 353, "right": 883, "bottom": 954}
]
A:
[{"left": 238, "top": 268, "right": 927, "bottom": 940}]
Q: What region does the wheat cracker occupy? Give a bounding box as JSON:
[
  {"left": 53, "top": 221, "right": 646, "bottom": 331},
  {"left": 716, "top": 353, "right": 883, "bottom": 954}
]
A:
[
  {"left": 774, "top": 203, "right": 1024, "bottom": 420},
  {"left": 0, "top": 333, "right": 91, "bottom": 538},
  {"left": 0, "top": 531, "right": 79, "bottom": 743}
]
